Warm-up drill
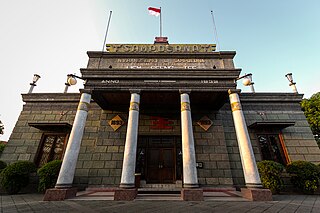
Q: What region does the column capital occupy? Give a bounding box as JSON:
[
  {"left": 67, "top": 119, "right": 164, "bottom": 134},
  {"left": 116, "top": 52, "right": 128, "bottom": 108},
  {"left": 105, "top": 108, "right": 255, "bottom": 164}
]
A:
[
  {"left": 79, "top": 89, "right": 92, "bottom": 95},
  {"left": 179, "top": 89, "right": 191, "bottom": 94},
  {"left": 130, "top": 89, "right": 141, "bottom": 94},
  {"left": 228, "top": 89, "right": 241, "bottom": 95}
]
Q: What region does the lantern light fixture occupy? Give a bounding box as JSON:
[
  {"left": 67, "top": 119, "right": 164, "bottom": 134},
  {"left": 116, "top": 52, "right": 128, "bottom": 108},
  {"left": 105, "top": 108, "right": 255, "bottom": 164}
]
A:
[
  {"left": 285, "top": 73, "right": 298, "bottom": 94},
  {"left": 237, "top": 73, "right": 255, "bottom": 93},
  {"left": 28, "top": 74, "right": 41, "bottom": 93},
  {"left": 64, "top": 74, "right": 85, "bottom": 93}
]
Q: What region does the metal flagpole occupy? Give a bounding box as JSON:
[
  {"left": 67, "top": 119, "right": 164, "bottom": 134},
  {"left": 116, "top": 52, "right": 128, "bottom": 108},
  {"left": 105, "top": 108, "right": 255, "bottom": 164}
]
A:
[
  {"left": 98, "top": 11, "right": 113, "bottom": 68},
  {"left": 210, "top": 10, "right": 221, "bottom": 51},
  {"left": 160, "top": 7, "right": 162, "bottom": 37}
]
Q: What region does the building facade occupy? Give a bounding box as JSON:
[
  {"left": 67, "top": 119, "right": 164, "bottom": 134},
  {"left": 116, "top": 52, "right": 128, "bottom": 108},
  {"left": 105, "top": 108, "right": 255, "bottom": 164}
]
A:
[{"left": 1, "top": 40, "right": 320, "bottom": 198}]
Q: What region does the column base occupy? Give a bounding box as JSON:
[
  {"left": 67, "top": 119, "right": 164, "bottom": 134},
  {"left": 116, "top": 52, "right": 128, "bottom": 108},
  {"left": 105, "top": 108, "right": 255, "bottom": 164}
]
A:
[
  {"left": 43, "top": 187, "right": 77, "bottom": 201},
  {"left": 181, "top": 188, "right": 203, "bottom": 201},
  {"left": 183, "top": 183, "right": 199, "bottom": 188},
  {"left": 241, "top": 188, "right": 272, "bottom": 201},
  {"left": 114, "top": 188, "right": 137, "bottom": 201},
  {"left": 119, "top": 183, "right": 135, "bottom": 188}
]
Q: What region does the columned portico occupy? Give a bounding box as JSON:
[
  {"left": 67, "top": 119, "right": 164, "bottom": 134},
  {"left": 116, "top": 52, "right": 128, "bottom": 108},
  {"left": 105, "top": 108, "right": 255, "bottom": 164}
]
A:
[
  {"left": 119, "top": 91, "right": 141, "bottom": 188},
  {"left": 44, "top": 92, "right": 91, "bottom": 200}
]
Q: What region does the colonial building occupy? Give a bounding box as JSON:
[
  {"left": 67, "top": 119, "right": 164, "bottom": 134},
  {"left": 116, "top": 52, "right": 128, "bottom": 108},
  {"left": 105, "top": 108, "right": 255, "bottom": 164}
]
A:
[{"left": 1, "top": 38, "right": 319, "bottom": 201}]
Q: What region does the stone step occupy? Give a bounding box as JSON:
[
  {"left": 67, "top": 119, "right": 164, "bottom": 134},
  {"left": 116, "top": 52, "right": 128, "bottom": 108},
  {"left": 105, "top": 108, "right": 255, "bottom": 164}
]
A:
[
  {"left": 138, "top": 189, "right": 180, "bottom": 194},
  {"left": 140, "top": 183, "right": 182, "bottom": 189},
  {"left": 135, "top": 194, "right": 182, "bottom": 201}
]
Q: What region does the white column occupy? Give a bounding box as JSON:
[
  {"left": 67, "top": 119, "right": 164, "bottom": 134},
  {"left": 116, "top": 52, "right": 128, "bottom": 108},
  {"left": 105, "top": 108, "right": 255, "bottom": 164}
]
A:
[
  {"left": 55, "top": 92, "right": 91, "bottom": 188},
  {"left": 120, "top": 91, "right": 140, "bottom": 188},
  {"left": 229, "top": 90, "right": 262, "bottom": 188},
  {"left": 180, "top": 92, "right": 199, "bottom": 188}
]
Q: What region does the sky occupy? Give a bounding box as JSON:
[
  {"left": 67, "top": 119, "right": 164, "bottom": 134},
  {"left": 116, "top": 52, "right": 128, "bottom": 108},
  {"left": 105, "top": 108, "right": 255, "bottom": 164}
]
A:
[{"left": 0, "top": 0, "right": 319, "bottom": 141}]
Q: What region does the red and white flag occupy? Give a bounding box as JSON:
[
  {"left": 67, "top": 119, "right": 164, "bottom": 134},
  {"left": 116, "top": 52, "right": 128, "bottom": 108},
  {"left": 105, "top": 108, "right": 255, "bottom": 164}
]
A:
[{"left": 148, "top": 7, "right": 161, "bottom": 17}]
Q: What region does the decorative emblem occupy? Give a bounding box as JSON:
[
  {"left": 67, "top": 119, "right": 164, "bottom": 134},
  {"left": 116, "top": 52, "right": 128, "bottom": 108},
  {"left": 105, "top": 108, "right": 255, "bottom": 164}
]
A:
[
  {"left": 78, "top": 102, "right": 89, "bottom": 112},
  {"left": 108, "top": 115, "right": 125, "bottom": 131},
  {"left": 150, "top": 116, "right": 173, "bottom": 129},
  {"left": 129, "top": 102, "right": 139, "bottom": 111},
  {"left": 181, "top": 102, "right": 191, "bottom": 111},
  {"left": 197, "top": 116, "right": 213, "bottom": 131},
  {"left": 231, "top": 102, "right": 242, "bottom": 112}
]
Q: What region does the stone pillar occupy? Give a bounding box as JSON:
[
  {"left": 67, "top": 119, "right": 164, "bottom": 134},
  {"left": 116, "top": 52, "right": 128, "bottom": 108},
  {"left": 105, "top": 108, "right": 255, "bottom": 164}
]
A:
[
  {"left": 180, "top": 91, "right": 203, "bottom": 201},
  {"left": 180, "top": 91, "right": 198, "bottom": 188},
  {"left": 115, "top": 91, "right": 140, "bottom": 200},
  {"left": 228, "top": 90, "right": 262, "bottom": 188},
  {"left": 44, "top": 92, "right": 91, "bottom": 201},
  {"left": 120, "top": 92, "right": 140, "bottom": 188}
]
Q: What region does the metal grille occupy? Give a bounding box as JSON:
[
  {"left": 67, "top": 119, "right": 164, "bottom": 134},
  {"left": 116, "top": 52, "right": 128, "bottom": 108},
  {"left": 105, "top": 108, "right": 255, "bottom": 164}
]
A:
[
  {"left": 38, "top": 136, "right": 55, "bottom": 167},
  {"left": 37, "top": 134, "right": 67, "bottom": 167}
]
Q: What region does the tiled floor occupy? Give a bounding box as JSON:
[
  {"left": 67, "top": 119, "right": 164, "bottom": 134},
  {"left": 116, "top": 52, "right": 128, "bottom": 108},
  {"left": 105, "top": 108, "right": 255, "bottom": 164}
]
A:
[{"left": 1, "top": 193, "right": 320, "bottom": 213}]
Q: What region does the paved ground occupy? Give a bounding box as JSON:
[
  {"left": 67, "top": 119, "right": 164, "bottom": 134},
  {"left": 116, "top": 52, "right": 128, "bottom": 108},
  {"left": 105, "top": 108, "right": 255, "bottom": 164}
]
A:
[{"left": 1, "top": 193, "right": 320, "bottom": 213}]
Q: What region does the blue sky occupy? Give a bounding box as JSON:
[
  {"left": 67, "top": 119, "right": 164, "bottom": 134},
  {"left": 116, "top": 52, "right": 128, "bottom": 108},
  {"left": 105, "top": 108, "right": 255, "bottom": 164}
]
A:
[{"left": 0, "top": 0, "right": 319, "bottom": 140}]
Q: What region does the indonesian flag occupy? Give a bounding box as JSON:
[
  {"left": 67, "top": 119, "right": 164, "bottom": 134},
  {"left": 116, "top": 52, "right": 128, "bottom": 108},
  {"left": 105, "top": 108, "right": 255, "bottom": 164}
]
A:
[{"left": 148, "top": 7, "right": 161, "bottom": 17}]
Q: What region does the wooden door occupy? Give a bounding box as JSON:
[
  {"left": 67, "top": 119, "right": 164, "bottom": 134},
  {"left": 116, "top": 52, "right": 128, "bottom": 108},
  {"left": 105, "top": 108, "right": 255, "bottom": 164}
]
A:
[
  {"left": 146, "top": 148, "right": 174, "bottom": 183},
  {"left": 161, "top": 148, "right": 174, "bottom": 183},
  {"left": 146, "top": 148, "right": 161, "bottom": 183}
]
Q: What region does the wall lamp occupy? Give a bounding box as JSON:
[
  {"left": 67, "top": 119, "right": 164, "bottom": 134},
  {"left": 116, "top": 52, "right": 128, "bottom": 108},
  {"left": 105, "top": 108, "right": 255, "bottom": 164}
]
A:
[
  {"left": 28, "top": 74, "right": 41, "bottom": 93},
  {"left": 64, "top": 74, "right": 85, "bottom": 93},
  {"left": 285, "top": 73, "right": 298, "bottom": 94},
  {"left": 237, "top": 73, "right": 255, "bottom": 93}
]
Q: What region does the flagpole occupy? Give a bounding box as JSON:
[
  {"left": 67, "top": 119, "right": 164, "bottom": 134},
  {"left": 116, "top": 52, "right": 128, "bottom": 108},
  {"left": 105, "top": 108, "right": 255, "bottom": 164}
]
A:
[
  {"left": 98, "top": 11, "right": 112, "bottom": 68},
  {"left": 102, "top": 11, "right": 113, "bottom": 53},
  {"left": 160, "top": 7, "right": 162, "bottom": 37},
  {"left": 210, "top": 10, "right": 220, "bottom": 51}
]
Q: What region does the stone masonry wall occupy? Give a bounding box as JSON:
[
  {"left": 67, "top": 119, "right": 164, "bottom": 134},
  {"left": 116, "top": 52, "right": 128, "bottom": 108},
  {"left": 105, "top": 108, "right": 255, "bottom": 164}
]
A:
[
  {"left": 220, "top": 93, "right": 320, "bottom": 188},
  {"left": 0, "top": 94, "right": 79, "bottom": 164},
  {"left": 192, "top": 109, "right": 233, "bottom": 186},
  {"left": 241, "top": 101, "right": 320, "bottom": 164},
  {"left": 74, "top": 108, "right": 127, "bottom": 188}
]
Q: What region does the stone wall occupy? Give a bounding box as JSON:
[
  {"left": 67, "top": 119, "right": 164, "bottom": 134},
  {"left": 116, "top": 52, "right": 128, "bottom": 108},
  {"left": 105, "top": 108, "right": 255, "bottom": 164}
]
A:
[
  {"left": 220, "top": 93, "right": 320, "bottom": 188},
  {"left": 241, "top": 93, "right": 320, "bottom": 164},
  {"left": 75, "top": 108, "right": 127, "bottom": 188},
  {"left": 192, "top": 109, "right": 233, "bottom": 186},
  {"left": 0, "top": 93, "right": 80, "bottom": 164}
]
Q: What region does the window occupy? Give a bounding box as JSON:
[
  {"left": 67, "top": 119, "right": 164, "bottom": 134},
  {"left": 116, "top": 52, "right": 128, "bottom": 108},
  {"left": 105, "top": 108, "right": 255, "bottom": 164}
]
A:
[
  {"left": 36, "top": 133, "right": 68, "bottom": 167},
  {"left": 258, "top": 134, "right": 288, "bottom": 165}
]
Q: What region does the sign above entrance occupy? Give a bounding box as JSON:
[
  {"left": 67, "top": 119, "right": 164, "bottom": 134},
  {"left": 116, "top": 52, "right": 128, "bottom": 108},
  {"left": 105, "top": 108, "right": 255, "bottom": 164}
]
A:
[
  {"left": 106, "top": 44, "right": 216, "bottom": 53},
  {"left": 108, "top": 115, "right": 125, "bottom": 131},
  {"left": 150, "top": 116, "right": 173, "bottom": 130}
]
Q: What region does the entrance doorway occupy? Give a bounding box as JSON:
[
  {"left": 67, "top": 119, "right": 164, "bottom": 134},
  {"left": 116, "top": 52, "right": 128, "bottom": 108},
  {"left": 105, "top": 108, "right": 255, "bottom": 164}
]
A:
[
  {"left": 136, "top": 136, "right": 182, "bottom": 184},
  {"left": 147, "top": 148, "right": 174, "bottom": 183}
]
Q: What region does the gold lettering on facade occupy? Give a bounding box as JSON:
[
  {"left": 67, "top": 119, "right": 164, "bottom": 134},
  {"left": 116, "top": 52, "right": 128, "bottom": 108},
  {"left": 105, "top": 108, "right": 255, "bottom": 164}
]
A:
[
  {"left": 106, "top": 44, "right": 216, "bottom": 53},
  {"left": 150, "top": 45, "right": 156, "bottom": 52}
]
